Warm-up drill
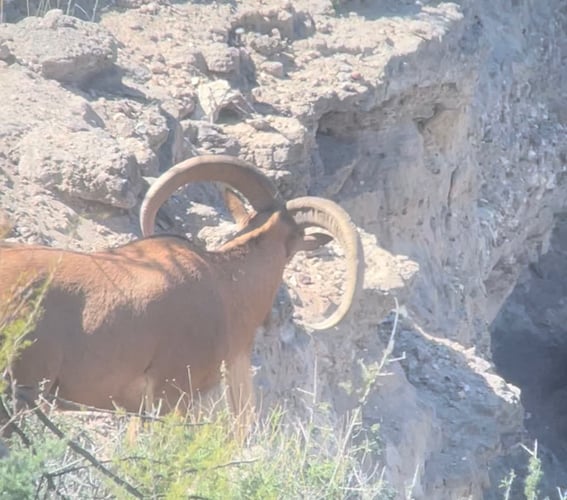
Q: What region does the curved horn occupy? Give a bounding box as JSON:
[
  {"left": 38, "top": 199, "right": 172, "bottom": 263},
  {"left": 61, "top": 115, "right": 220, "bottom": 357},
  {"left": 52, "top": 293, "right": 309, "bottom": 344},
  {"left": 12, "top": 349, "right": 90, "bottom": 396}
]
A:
[
  {"left": 140, "top": 155, "right": 283, "bottom": 236},
  {"left": 0, "top": 211, "right": 11, "bottom": 239},
  {"left": 286, "top": 197, "right": 364, "bottom": 331}
]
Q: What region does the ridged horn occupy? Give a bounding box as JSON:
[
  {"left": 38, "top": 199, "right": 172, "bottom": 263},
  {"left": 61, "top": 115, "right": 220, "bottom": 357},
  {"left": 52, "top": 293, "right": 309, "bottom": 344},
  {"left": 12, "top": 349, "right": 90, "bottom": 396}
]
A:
[
  {"left": 140, "top": 155, "right": 283, "bottom": 236},
  {"left": 0, "top": 211, "right": 11, "bottom": 239},
  {"left": 286, "top": 197, "right": 364, "bottom": 331}
]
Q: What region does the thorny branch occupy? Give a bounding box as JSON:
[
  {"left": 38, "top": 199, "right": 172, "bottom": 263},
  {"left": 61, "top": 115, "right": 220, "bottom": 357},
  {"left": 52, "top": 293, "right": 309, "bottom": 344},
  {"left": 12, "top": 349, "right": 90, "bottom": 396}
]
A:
[{"left": 15, "top": 391, "right": 144, "bottom": 499}]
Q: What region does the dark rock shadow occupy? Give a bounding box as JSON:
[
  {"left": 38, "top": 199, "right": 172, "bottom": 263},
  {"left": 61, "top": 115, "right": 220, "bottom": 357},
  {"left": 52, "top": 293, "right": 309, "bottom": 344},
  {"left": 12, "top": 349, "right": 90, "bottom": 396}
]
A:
[{"left": 491, "top": 213, "right": 567, "bottom": 496}]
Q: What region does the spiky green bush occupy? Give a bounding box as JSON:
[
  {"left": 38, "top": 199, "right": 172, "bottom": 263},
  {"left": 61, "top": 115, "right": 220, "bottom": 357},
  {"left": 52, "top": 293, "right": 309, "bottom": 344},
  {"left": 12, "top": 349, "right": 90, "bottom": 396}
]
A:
[{"left": 110, "top": 401, "right": 393, "bottom": 500}]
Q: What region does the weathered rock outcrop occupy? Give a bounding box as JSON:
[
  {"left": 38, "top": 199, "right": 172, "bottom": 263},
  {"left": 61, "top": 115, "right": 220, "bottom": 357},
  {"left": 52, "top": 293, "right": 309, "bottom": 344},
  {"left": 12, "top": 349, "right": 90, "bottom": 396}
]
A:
[{"left": 0, "top": 9, "right": 116, "bottom": 84}]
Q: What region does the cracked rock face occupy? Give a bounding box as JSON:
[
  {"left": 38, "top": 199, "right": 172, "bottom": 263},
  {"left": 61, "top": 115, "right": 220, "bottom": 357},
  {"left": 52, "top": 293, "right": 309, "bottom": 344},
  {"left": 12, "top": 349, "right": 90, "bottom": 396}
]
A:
[
  {"left": 0, "top": 10, "right": 117, "bottom": 84},
  {"left": 18, "top": 127, "right": 141, "bottom": 209}
]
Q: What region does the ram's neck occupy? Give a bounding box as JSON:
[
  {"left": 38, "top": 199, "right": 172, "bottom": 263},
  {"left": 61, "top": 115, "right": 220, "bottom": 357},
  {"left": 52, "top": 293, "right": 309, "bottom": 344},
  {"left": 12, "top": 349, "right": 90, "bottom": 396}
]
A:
[{"left": 212, "top": 227, "right": 289, "bottom": 351}]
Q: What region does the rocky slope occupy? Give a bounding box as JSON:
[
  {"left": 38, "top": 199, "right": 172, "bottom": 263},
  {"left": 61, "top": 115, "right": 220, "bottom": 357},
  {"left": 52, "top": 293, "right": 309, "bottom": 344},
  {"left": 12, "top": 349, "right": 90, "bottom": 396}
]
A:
[{"left": 1, "top": 0, "right": 566, "bottom": 498}]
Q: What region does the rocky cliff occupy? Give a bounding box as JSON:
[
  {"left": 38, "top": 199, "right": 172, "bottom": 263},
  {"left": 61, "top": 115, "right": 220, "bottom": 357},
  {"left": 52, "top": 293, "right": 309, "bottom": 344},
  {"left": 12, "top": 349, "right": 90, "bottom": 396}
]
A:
[{"left": 1, "top": 0, "right": 566, "bottom": 497}]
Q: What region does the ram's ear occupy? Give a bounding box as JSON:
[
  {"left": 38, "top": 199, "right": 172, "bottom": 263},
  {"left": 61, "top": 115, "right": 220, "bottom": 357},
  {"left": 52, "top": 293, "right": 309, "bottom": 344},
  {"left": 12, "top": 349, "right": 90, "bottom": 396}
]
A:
[
  {"left": 292, "top": 232, "right": 333, "bottom": 253},
  {"left": 223, "top": 188, "right": 250, "bottom": 227}
]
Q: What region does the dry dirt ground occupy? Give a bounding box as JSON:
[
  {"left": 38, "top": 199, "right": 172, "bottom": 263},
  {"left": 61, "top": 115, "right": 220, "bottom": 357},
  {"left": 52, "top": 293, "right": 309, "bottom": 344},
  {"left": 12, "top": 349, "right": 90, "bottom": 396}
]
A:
[{"left": 1, "top": 0, "right": 567, "bottom": 498}]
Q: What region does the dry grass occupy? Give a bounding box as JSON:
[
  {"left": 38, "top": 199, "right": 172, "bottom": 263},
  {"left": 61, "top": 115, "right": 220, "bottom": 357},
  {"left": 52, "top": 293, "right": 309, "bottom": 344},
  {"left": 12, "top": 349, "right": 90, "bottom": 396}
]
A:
[{"left": 0, "top": 386, "right": 395, "bottom": 499}]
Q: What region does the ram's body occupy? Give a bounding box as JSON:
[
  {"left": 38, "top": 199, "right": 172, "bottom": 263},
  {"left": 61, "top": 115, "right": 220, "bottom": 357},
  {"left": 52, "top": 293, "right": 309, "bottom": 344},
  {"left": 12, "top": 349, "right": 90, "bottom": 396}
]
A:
[
  {"left": 1, "top": 218, "right": 290, "bottom": 414},
  {"left": 0, "top": 155, "right": 363, "bottom": 429}
]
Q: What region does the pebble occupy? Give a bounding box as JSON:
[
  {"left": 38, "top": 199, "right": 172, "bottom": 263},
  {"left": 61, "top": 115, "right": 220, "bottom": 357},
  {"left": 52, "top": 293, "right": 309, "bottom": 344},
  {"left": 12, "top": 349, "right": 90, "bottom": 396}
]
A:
[
  {"left": 139, "top": 2, "right": 159, "bottom": 14},
  {"left": 150, "top": 62, "right": 168, "bottom": 75},
  {"left": 261, "top": 61, "right": 285, "bottom": 78}
]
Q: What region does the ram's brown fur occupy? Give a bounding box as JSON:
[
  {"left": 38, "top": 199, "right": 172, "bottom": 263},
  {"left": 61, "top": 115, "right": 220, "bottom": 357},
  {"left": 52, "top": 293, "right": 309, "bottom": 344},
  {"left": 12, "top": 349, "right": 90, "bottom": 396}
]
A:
[
  {"left": 0, "top": 155, "right": 362, "bottom": 434},
  {"left": 2, "top": 212, "right": 292, "bottom": 413}
]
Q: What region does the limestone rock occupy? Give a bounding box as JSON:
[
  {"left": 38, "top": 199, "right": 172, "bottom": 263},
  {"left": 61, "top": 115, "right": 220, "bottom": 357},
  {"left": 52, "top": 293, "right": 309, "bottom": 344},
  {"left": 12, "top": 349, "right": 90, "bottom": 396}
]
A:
[
  {"left": 202, "top": 43, "right": 241, "bottom": 75},
  {"left": 18, "top": 127, "right": 141, "bottom": 208},
  {"left": 260, "top": 60, "right": 284, "bottom": 78},
  {"left": 197, "top": 80, "right": 253, "bottom": 123},
  {"left": 3, "top": 9, "right": 117, "bottom": 85}
]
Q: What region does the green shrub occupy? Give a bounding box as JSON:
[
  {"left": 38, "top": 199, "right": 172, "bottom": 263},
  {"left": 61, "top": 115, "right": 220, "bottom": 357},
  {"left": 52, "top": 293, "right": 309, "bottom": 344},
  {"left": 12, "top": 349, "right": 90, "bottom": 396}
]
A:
[
  {"left": 0, "top": 432, "right": 66, "bottom": 499},
  {"left": 110, "top": 403, "right": 393, "bottom": 500}
]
